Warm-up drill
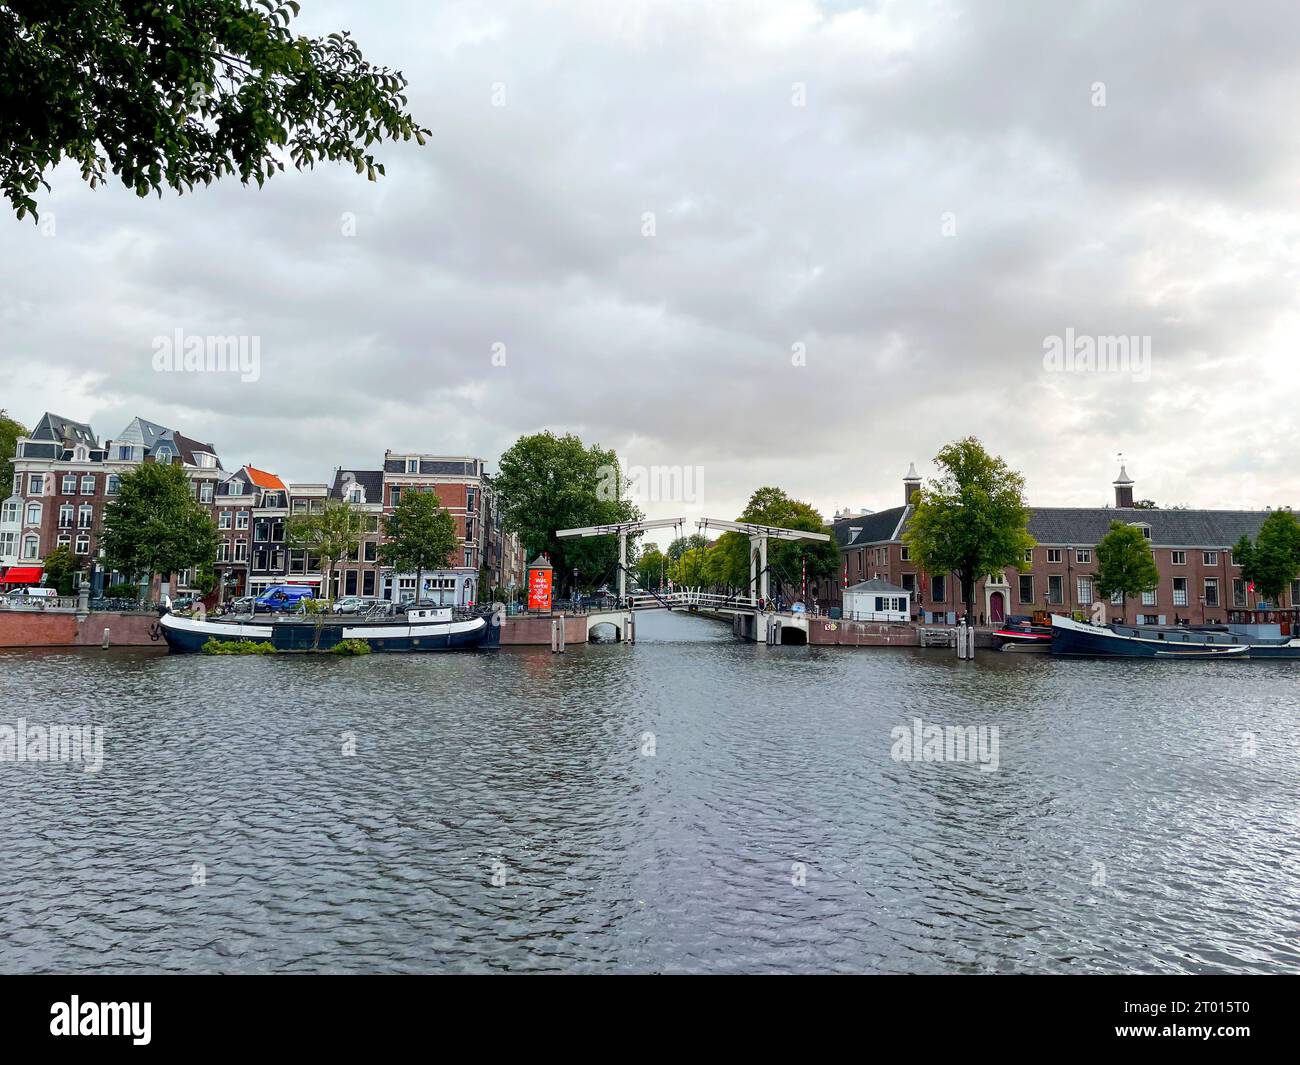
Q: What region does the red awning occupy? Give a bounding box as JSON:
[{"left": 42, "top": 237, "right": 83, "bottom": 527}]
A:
[{"left": 2, "top": 567, "right": 44, "bottom": 584}]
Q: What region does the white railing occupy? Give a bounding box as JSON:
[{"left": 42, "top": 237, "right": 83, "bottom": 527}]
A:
[
  {"left": 0, "top": 596, "right": 79, "bottom": 610},
  {"left": 625, "top": 589, "right": 760, "bottom": 611}
]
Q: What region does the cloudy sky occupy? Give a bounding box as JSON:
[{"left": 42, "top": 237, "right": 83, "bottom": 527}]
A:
[{"left": 4, "top": 0, "right": 1300, "bottom": 546}]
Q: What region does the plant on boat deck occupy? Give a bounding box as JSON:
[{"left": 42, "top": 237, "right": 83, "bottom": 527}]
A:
[
  {"left": 331, "top": 639, "right": 371, "bottom": 656},
  {"left": 1095, "top": 520, "right": 1160, "bottom": 620},
  {"left": 201, "top": 638, "right": 275, "bottom": 655}
]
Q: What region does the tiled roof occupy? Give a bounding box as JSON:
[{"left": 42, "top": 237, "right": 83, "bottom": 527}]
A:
[
  {"left": 330, "top": 469, "right": 383, "bottom": 502},
  {"left": 244, "top": 466, "right": 285, "bottom": 491},
  {"left": 171, "top": 432, "right": 220, "bottom": 468},
  {"left": 382, "top": 457, "right": 481, "bottom": 477},
  {"left": 846, "top": 577, "right": 911, "bottom": 594},
  {"left": 32, "top": 412, "right": 98, "bottom": 448},
  {"left": 1023, "top": 507, "right": 1278, "bottom": 548},
  {"left": 878, "top": 506, "right": 1283, "bottom": 549},
  {"left": 831, "top": 505, "right": 909, "bottom": 547}
]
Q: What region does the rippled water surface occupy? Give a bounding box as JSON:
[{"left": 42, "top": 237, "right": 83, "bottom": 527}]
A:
[{"left": 1, "top": 609, "right": 1297, "bottom": 973}]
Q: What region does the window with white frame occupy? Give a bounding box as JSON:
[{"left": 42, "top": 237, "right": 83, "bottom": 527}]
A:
[
  {"left": 25, "top": 501, "right": 41, "bottom": 525},
  {"left": 22, "top": 535, "right": 39, "bottom": 559},
  {"left": 200, "top": 482, "right": 213, "bottom": 503},
  {"left": 106, "top": 475, "right": 120, "bottom": 495},
  {"left": 61, "top": 475, "right": 76, "bottom": 494},
  {"left": 234, "top": 539, "right": 247, "bottom": 562},
  {"left": 1171, "top": 551, "right": 1186, "bottom": 565},
  {"left": 219, "top": 511, "right": 231, "bottom": 529},
  {"left": 1173, "top": 578, "right": 1188, "bottom": 606},
  {"left": 75, "top": 534, "right": 89, "bottom": 553},
  {"left": 406, "top": 458, "right": 418, "bottom": 474},
  {"left": 80, "top": 475, "right": 95, "bottom": 495},
  {"left": 58, "top": 505, "right": 73, "bottom": 528},
  {"left": 1077, "top": 577, "right": 1093, "bottom": 605},
  {"left": 78, "top": 505, "right": 93, "bottom": 528},
  {"left": 236, "top": 511, "right": 249, "bottom": 529},
  {"left": 1142, "top": 588, "right": 1157, "bottom": 606},
  {"left": 1204, "top": 578, "right": 1219, "bottom": 606},
  {"left": 1076, "top": 549, "right": 1091, "bottom": 564},
  {"left": 1203, "top": 551, "right": 1218, "bottom": 566},
  {"left": 28, "top": 474, "right": 44, "bottom": 494},
  {"left": 1046, "top": 548, "right": 1062, "bottom": 563}
]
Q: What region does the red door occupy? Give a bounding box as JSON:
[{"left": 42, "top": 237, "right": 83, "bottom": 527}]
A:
[{"left": 990, "top": 591, "right": 1005, "bottom": 624}]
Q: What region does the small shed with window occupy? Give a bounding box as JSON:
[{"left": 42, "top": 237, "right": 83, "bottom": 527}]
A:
[{"left": 842, "top": 578, "right": 911, "bottom": 622}]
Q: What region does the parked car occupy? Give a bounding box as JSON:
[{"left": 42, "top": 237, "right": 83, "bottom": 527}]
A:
[
  {"left": 332, "top": 596, "right": 385, "bottom": 615},
  {"left": 254, "top": 586, "right": 315, "bottom": 613},
  {"left": 170, "top": 595, "right": 200, "bottom": 612},
  {"left": 223, "top": 596, "right": 256, "bottom": 615}
]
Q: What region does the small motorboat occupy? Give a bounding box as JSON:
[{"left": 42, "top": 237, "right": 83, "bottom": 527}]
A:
[{"left": 993, "top": 614, "right": 1052, "bottom": 652}]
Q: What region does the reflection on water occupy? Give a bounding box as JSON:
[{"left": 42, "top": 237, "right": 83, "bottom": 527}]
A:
[{"left": 0, "top": 609, "right": 1296, "bottom": 973}]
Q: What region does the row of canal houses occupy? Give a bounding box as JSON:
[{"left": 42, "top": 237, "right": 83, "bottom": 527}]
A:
[
  {"left": 825, "top": 464, "right": 1300, "bottom": 626},
  {"left": 0, "top": 412, "right": 525, "bottom": 604}
]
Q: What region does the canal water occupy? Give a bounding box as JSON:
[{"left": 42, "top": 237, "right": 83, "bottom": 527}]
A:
[{"left": 1, "top": 609, "right": 1296, "bottom": 974}]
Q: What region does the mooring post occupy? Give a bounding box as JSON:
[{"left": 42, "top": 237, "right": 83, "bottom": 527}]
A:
[
  {"left": 628, "top": 612, "right": 635, "bottom": 645},
  {"left": 558, "top": 616, "right": 566, "bottom": 653},
  {"left": 550, "top": 617, "right": 558, "bottom": 653},
  {"left": 101, "top": 627, "right": 110, "bottom": 649}
]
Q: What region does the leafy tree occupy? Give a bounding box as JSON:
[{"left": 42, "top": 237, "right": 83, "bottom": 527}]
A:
[
  {"left": 666, "top": 533, "right": 707, "bottom": 563},
  {"left": 286, "top": 498, "right": 363, "bottom": 603},
  {"left": 708, "top": 487, "right": 839, "bottom": 597},
  {"left": 379, "top": 490, "right": 456, "bottom": 602},
  {"left": 0, "top": 408, "right": 25, "bottom": 492},
  {"left": 1, "top": 0, "right": 430, "bottom": 221},
  {"left": 1233, "top": 510, "right": 1300, "bottom": 604},
  {"left": 635, "top": 546, "right": 666, "bottom": 591},
  {"left": 493, "top": 432, "right": 642, "bottom": 596},
  {"left": 101, "top": 461, "right": 220, "bottom": 591},
  {"left": 43, "top": 543, "right": 80, "bottom": 596},
  {"left": 1132, "top": 499, "right": 1159, "bottom": 510},
  {"left": 1095, "top": 520, "right": 1160, "bottom": 619},
  {"left": 671, "top": 546, "right": 710, "bottom": 588},
  {"left": 903, "top": 437, "right": 1036, "bottom": 622}
]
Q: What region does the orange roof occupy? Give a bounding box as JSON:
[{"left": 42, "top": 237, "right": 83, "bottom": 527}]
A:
[{"left": 244, "top": 465, "right": 286, "bottom": 491}]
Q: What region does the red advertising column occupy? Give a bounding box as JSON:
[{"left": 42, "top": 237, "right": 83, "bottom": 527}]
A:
[{"left": 527, "top": 555, "right": 554, "bottom": 612}]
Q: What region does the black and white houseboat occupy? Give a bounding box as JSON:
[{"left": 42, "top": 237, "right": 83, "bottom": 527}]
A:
[
  {"left": 159, "top": 605, "right": 501, "bottom": 654},
  {"left": 1047, "top": 614, "right": 1300, "bottom": 659}
]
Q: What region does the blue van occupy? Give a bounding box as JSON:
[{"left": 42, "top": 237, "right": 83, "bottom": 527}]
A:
[{"left": 254, "top": 585, "right": 315, "bottom": 613}]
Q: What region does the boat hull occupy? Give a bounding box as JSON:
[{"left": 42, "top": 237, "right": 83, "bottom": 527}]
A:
[
  {"left": 1050, "top": 615, "right": 1249, "bottom": 659},
  {"left": 160, "top": 612, "right": 500, "bottom": 654}
]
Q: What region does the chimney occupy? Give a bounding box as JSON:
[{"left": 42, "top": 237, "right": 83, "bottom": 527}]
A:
[
  {"left": 1113, "top": 459, "right": 1134, "bottom": 508},
  {"left": 903, "top": 463, "right": 921, "bottom": 506}
]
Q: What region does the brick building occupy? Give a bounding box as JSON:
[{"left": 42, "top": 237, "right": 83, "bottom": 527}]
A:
[
  {"left": 1, "top": 412, "right": 222, "bottom": 595},
  {"left": 827, "top": 464, "right": 1298, "bottom": 626}
]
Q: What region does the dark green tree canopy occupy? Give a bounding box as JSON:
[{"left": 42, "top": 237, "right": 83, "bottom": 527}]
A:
[
  {"left": 903, "top": 437, "right": 1036, "bottom": 618},
  {"left": 0, "top": 0, "right": 429, "bottom": 220},
  {"left": 492, "top": 432, "right": 641, "bottom": 593},
  {"left": 0, "top": 407, "right": 26, "bottom": 491},
  {"left": 380, "top": 489, "right": 457, "bottom": 582},
  {"left": 286, "top": 497, "right": 363, "bottom": 598},
  {"left": 1233, "top": 510, "right": 1300, "bottom": 604},
  {"left": 708, "top": 486, "right": 839, "bottom": 592},
  {"left": 1094, "top": 520, "right": 1160, "bottom": 614},
  {"left": 101, "top": 461, "right": 219, "bottom": 581}
]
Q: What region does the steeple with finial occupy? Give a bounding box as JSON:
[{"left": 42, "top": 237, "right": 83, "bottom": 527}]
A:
[
  {"left": 903, "top": 462, "right": 921, "bottom": 506},
  {"left": 1113, "top": 453, "right": 1135, "bottom": 508}
]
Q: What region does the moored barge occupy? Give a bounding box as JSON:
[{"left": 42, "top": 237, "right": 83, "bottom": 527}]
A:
[{"left": 159, "top": 606, "right": 501, "bottom": 654}]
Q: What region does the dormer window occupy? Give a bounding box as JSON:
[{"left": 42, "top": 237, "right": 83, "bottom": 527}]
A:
[
  {"left": 406, "top": 458, "right": 419, "bottom": 474},
  {"left": 1129, "top": 522, "right": 1151, "bottom": 540}
]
